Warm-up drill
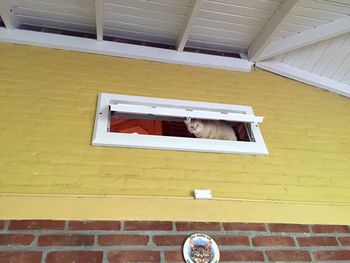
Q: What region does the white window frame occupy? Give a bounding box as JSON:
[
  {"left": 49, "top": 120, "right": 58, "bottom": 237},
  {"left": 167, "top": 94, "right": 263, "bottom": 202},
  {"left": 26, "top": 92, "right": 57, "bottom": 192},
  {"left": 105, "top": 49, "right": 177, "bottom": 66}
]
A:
[{"left": 92, "top": 93, "right": 269, "bottom": 155}]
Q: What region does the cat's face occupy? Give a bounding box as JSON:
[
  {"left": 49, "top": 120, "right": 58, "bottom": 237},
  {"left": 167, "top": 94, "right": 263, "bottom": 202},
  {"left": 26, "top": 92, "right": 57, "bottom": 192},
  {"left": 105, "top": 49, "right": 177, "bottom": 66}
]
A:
[{"left": 185, "top": 119, "right": 203, "bottom": 134}]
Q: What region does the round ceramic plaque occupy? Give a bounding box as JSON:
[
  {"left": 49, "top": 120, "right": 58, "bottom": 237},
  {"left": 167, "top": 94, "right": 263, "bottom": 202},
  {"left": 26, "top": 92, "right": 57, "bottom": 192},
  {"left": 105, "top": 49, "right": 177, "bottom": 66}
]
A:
[{"left": 183, "top": 233, "right": 220, "bottom": 263}]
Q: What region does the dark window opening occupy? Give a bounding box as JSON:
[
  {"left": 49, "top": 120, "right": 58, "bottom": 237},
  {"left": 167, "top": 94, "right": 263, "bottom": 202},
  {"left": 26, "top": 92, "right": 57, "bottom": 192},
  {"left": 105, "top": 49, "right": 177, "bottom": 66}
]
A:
[{"left": 109, "top": 112, "right": 253, "bottom": 142}]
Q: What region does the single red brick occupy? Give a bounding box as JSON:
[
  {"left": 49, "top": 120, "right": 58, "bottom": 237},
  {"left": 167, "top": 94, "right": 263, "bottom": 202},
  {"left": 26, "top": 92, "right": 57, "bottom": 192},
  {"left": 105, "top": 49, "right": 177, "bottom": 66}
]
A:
[
  {"left": 0, "top": 251, "right": 42, "bottom": 263},
  {"left": 223, "top": 223, "right": 266, "bottom": 232},
  {"left": 164, "top": 251, "right": 184, "bottom": 262},
  {"left": 214, "top": 236, "right": 250, "bottom": 246},
  {"left": 220, "top": 250, "right": 264, "bottom": 261},
  {"left": 269, "top": 223, "right": 309, "bottom": 233},
  {"left": 339, "top": 237, "right": 350, "bottom": 246},
  {"left": 0, "top": 221, "right": 5, "bottom": 230},
  {"left": 98, "top": 234, "right": 149, "bottom": 246},
  {"left": 124, "top": 221, "right": 172, "bottom": 231},
  {"left": 153, "top": 235, "right": 187, "bottom": 246},
  {"left": 68, "top": 221, "right": 120, "bottom": 230},
  {"left": 312, "top": 225, "right": 350, "bottom": 233},
  {"left": 108, "top": 251, "right": 160, "bottom": 262},
  {"left": 252, "top": 236, "right": 296, "bottom": 247},
  {"left": 45, "top": 251, "right": 103, "bottom": 263},
  {"left": 176, "top": 222, "right": 221, "bottom": 231},
  {"left": 266, "top": 250, "right": 311, "bottom": 261},
  {"left": 0, "top": 234, "right": 34, "bottom": 246},
  {"left": 313, "top": 250, "right": 350, "bottom": 261},
  {"left": 297, "top": 236, "right": 338, "bottom": 247},
  {"left": 9, "top": 220, "right": 65, "bottom": 230},
  {"left": 38, "top": 234, "right": 94, "bottom": 246}
]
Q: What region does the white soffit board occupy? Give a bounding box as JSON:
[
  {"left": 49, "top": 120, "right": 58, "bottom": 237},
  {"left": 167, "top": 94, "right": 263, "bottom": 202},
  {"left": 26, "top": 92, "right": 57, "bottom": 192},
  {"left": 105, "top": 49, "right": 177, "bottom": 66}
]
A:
[
  {"left": 257, "top": 60, "right": 350, "bottom": 98},
  {"left": 272, "top": 32, "right": 350, "bottom": 86},
  {"left": 12, "top": 0, "right": 96, "bottom": 33},
  {"left": 0, "top": 27, "right": 253, "bottom": 72},
  {"left": 186, "top": 0, "right": 283, "bottom": 53},
  {"left": 103, "top": 0, "right": 192, "bottom": 45},
  {"left": 274, "top": 0, "right": 350, "bottom": 40}
]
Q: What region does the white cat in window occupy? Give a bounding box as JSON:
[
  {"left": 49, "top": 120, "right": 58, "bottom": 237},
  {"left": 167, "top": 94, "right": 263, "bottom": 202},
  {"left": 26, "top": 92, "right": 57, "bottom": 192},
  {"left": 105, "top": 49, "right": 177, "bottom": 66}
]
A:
[{"left": 184, "top": 117, "right": 237, "bottom": 141}]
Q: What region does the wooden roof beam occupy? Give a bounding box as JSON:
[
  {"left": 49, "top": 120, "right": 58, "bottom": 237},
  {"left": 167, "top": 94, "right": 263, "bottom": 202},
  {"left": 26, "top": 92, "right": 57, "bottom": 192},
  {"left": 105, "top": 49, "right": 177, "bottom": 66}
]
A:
[
  {"left": 248, "top": 0, "right": 299, "bottom": 62},
  {"left": 95, "top": 0, "right": 103, "bottom": 41},
  {"left": 0, "top": 0, "right": 19, "bottom": 30},
  {"left": 177, "top": 0, "right": 203, "bottom": 52},
  {"left": 257, "top": 16, "right": 350, "bottom": 61}
]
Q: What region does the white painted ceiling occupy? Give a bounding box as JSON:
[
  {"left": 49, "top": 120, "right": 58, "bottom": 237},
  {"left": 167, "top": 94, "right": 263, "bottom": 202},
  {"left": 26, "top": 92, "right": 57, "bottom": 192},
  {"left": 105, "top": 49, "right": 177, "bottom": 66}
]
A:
[{"left": 0, "top": 0, "right": 350, "bottom": 97}]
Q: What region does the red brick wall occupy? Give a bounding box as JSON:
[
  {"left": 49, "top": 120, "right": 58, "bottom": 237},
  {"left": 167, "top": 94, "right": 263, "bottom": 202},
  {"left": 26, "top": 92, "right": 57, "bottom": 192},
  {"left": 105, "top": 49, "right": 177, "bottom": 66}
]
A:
[{"left": 1, "top": 220, "right": 350, "bottom": 262}]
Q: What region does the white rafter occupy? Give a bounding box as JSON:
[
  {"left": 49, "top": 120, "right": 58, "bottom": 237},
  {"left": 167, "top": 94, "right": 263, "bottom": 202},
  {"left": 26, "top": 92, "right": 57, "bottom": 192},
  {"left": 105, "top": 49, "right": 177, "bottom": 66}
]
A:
[
  {"left": 257, "top": 16, "right": 350, "bottom": 61},
  {"left": 0, "top": 0, "right": 19, "bottom": 30},
  {"left": 248, "top": 0, "right": 299, "bottom": 62},
  {"left": 95, "top": 0, "right": 104, "bottom": 41},
  {"left": 176, "top": 0, "right": 203, "bottom": 51},
  {"left": 0, "top": 28, "right": 253, "bottom": 72}
]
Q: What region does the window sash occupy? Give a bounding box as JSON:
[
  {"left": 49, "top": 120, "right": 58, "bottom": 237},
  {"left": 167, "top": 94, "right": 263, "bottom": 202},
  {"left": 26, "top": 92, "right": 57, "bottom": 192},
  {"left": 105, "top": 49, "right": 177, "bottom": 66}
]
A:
[{"left": 110, "top": 103, "right": 263, "bottom": 123}]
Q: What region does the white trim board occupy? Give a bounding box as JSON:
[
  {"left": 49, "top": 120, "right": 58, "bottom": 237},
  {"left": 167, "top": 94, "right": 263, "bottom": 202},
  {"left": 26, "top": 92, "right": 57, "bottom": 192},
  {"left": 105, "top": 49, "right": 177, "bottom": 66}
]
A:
[
  {"left": 257, "top": 61, "right": 350, "bottom": 98},
  {"left": 93, "top": 93, "right": 269, "bottom": 155},
  {"left": 0, "top": 28, "right": 253, "bottom": 72}
]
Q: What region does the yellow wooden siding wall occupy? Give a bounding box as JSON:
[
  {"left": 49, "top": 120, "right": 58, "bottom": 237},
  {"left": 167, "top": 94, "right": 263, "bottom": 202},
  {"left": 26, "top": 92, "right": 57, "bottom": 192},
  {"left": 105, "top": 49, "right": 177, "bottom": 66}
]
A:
[{"left": 1, "top": 43, "right": 350, "bottom": 205}]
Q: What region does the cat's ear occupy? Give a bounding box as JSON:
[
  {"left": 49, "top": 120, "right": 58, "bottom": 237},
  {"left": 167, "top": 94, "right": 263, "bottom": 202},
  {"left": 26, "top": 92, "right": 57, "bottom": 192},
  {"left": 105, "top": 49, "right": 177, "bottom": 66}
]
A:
[{"left": 184, "top": 117, "right": 191, "bottom": 124}]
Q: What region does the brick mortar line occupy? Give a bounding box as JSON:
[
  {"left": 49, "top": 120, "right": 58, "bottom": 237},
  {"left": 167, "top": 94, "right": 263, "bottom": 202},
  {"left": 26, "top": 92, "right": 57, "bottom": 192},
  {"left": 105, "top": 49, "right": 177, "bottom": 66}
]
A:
[
  {"left": 1, "top": 245, "right": 349, "bottom": 252},
  {"left": 6, "top": 227, "right": 350, "bottom": 236}
]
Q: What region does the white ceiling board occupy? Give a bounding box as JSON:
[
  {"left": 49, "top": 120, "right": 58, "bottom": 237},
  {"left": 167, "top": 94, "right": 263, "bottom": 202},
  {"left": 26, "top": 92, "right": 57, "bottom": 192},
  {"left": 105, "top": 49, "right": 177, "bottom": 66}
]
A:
[
  {"left": 206, "top": 0, "right": 282, "bottom": 10},
  {"left": 302, "top": 39, "right": 332, "bottom": 72},
  {"left": 342, "top": 70, "right": 350, "bottom": 85},
  {"left": 257, "top": 60, "right": 350, "bottom": 98},
  {"left": 104, "top": 0, "right": 191, "bottom": 16},
  {"left": 111, "top": 11, "right": 181, "bottom": 29},
  {"left": 103, "top": 3, "right": 184, "bottom": 24},
  {"left": 322, "top": 34, "right": 350, "bottom": 79},
  {"left": 15, "top": 7, "right": 95, "bottom": 25},
  {"left": 332, "top": 52, "right": 350, "bottom": 82},
  {"left": 104, "top": 27, "right": 177, "bottom": 44},
  {"left": 102, "top": 0, "right": 191, "bottom": 44},
  {"left": 275, "top": 0, "right": 350, "bottom": 40},
  {"left": 13, "top": 0, "right": 94, "bottom": 17},
  {"left": 191, "top": 26, "right": 255, "bottom": 43},
  {"left": 12, "top": 0, "right": 95, "bottom": 33},
  {"left": 302, "top": 0, "right": 350, "bottom": 15},
  {"left": 291, "top": 45, "right": 314, "bottom": 68},
  {"left": 16, "top": 16, "right": 96, "bottom": 33},
  {"left": 269, "top": 31, "right": 350, "bottom": 91},
  {"left": 200, "top": 1, "right": 275, "bottom": 19},
  {"left": 195, "top": 17, "right": 260, "bottom": 35},
  {"left": 21, "top": 0, "right": 94, "bottom": 10},
  {"left": 186, "top": 40, "right": 246, "bottom": 53},
  {"left": 189, "top": 0, "right": 283, "bottom": 53}
]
